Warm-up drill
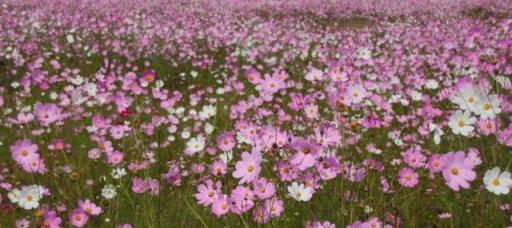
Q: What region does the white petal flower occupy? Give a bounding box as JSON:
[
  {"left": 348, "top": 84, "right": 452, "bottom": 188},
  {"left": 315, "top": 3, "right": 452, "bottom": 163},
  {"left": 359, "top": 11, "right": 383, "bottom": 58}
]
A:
[{"left": 484, "top": 167, "right": 512, "bottom": 195}]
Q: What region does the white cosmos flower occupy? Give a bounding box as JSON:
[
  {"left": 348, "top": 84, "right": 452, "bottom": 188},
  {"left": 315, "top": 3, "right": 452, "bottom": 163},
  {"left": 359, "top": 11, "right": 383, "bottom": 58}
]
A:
[
  {"left": 101, "top": 184, "right": 117, "bottom": 199},
  {"left": 66, "top": 34, "right": 75, "bottom": 44},
  {"left": 483, "top": 167, "right": 512, "bottom": 195},
  {"left": 426, "top": 79, "right": 439, "bottom": 89},
  {"left": 9, "top": 185, "right": 45, "bottom": 210},
  {"left": 450, "top": 84, "right": 483, "bottom": 112},
  {"left": 204, "top": 123, "right": 214, "bottom": 134},
  {"left": 287, "top": 182, "right": 313, "bottom": 202},
  {"left": 186, "top": 136, "right": 205, "bottom": 154},
  {"left": 474, "top": 95, "right": 501, "bottom": 119},
  {"left": 448, "top": 110, "right": 476, "bottom": 136},
  {"left": 111, "top": 167, "right": 127, "bottom": 179},
  {"left": 357, "top": 47, "right": 372, "bottom": 60},
  {"left": 199, "top": 105, "right": 216, "bottom": 120}
]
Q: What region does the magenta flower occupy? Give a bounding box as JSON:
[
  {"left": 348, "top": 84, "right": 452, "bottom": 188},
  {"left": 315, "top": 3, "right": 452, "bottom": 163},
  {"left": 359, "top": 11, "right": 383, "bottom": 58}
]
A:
[
  {"left": 260, "top": 73, "right": 285, "bottom": 94},
  {"left": 34, "top": 103, "right": 61, "bottom": 126},
  {"left": 141, "top": 70, "right": 156, "bottom": 83},
  {"left": 216, "top": 132, "right": 235, "bottom": 152},
  {"left": 289, "top": 138, "right": 319, "bottom": 171},
  {"left": 441, "top": 151, "right": 476, "bottom": 191},
  {"left": 107, "top": 151, "right": 124, "bottom": 166},
  {"left": 275, "top": 161, "right": 298, "bottom": 181},
  {"left": 427, "top": 154, "right": 443, "bottom": 173},
  {"left": 78, "top": 199, "right": 102, "bottom": 216},
  {"left": 229, "top": 187, "right": 255, "bottom": 214},
  {"left": 195, "top": 179, "right": 222, "bottom": 207},
  {"left": 245, "top": 68, "right": 262, "bottom": 85},
  {"left": 132, "top": 178, "right": 149, "bottom": 194},
  {"left": 211, "top": 194, "right": 230, "bottom": 217},
  {"left": 10, "top": 139, "right": 39, "bottom": 166},
  {"left": 402, "top": 147, "right": 427, "bottom": 168},
  {"left": 232, "top": 150, "right": 261, "bottom": 184},
  {"left": 253, "top": 178, "right": 276, "bottom": 200},
  {"left": 69, "top": 209, "right": 89, "bottom": 227},
  {"left": 42, "top": 210, "right": 62, "bottom": 228},
  {"left": 210, "top": 159, "right": 228, "bottom": 176},
  {"left": 398, "top": 167, "right": 419, "bottom": 188},
  {"left": 252, "top": 204, "right": 271, "bottom": 224}
]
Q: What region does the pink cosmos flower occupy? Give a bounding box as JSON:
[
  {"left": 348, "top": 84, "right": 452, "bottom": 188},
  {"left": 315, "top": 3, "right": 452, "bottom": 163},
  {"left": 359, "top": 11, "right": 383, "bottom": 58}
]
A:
[
  {"left": 260, "top": 73, "right": 285, "bottom": 94},
  {"left": 398, "top": 167, "right": 419, "bottom": 188},
  {"left": 107, "top": 151, "right": 124, "bottom": 166},
  {"left": 141, "top": 70, "right": 156, "bottom": 83},
  {"left": 441, "top": 151, "right": 476, "bottom": 191},
  {"left": 78, "top": 199, "right": 102, "bottom": 216},
  {"left": 24, "top": 158, "right": 47, "bottom": 173},
  {"left": 245, "top": 68, "right": 262, "bottom": 84},
  {"left": 109, "top": 125, "right": 126, "bottom": 139},
  {"left": 210, "top": 160, "right": 228, "bottom": 176},
  {"left": 478, "top": 119, "right": 497, "bottom": 135},
  {"left": 8, "top": 112, "right": 34, "bottom": 125},
  {"left": 289, "top": 138, "right": 319, "bottom": 171},
  {"left": 69, "top": 209, "right": 89, "bottom": 227},
  {"left": 344, "top": 84, "right": 367, "bottom": 105},
  {"left": 195, "top": 179, "right": 222, "bottom": 207},
  {"left": 252, "top": 204, "right": 271, "bottom": 224},
  {"left": 253, "top": 178, "right": 276, "bottom": 200},
  {"left": 252, "top": 197, "right": 283, "bottom": 223},
  {"left": 316, "top": 156, "right": 341, "bottom": 180},
  {"left": 264, "top": 197, "right": 284, "bottom": 218},
  {"left": 427, "top": 154, "right": 443, "bottom": 173},
  {"left": 275, "top": 161, "right": 298, "bottom": 181},
  {"left": 10, "top": 139, "right": 39, "bottom": 166},
  {"left": 211, "top": 194, "right": 230, "bottom": 217},
  {"left": 402, "top": 147, "right": 427, "bottom": 168},
  {"left": 132, "top": 178, "right": 149, "bottom": 194},
  {"left": 34, "top": 103, "right": 61, "bottom": 126},
  {"left": 230, "top": 186, "right": 255, "bottom": 214},
  {"left": 232, "top": 150, "right": 261, "bottom": 184},
  {"left": 306, "top": 220, "right": 336, "bottom": 228},
  {"left": 313, "top": 124, "right": 341, "bottom": 148},
  {"left": 42, "top": 210, "right": 62, "bottom": 228},
  {"left": 216, "top": 132, "right": 235, "bottom": 152}
]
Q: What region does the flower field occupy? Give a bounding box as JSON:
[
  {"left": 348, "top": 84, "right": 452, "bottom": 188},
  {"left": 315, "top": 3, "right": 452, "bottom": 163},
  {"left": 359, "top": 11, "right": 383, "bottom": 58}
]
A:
[{"left": 1, "top": 0, "right": 512, "bottom": 227}]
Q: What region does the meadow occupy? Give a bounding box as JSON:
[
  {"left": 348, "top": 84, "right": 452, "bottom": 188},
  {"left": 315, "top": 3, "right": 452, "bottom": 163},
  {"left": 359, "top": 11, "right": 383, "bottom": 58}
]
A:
[{"left": 0, "top": 0, "right": 512, "bottom": 227}]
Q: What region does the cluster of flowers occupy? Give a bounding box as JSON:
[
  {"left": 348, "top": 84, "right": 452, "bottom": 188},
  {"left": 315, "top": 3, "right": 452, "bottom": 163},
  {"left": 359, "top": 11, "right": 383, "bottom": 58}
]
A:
[{"left": 0, "top": 0, "right": 511, "bottom": 227}]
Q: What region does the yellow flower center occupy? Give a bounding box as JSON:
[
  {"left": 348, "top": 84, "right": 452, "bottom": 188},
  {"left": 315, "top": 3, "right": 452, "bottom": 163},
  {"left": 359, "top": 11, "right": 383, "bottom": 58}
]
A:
[
  {"left": 21, "top": 149, "right": 28, "bottom": 156},
  {"left": 493, "top": 178, "right": 501, "bottom": 186},
  {"left": 221, "top": 203, "right": 228, "bottom": 210},
  {"left": 484, "top": 103, "right": 492, "bottom": 110},
  {"left": 451, "top": 167, "right": 460, "bottom": 175},
  {"left": 247, "top": 165, "right": 254, "bottom": 172},
  {"left": 457, "top": 120, "right": 465, "bottom": 127},
  {"left": 26, "top": 195, "right": 33, "bottom": 201},
  {"left": 468, "top": 97, "right": 475, "bottom": 103}
]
